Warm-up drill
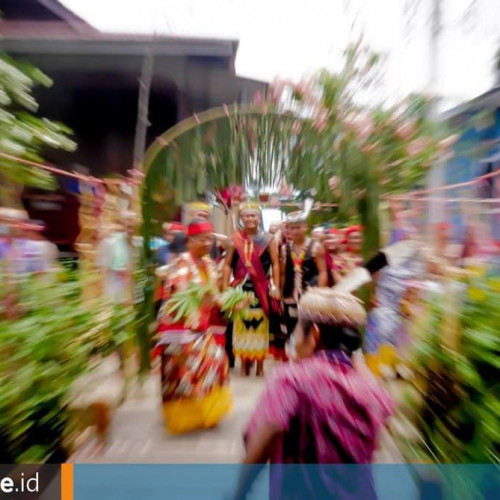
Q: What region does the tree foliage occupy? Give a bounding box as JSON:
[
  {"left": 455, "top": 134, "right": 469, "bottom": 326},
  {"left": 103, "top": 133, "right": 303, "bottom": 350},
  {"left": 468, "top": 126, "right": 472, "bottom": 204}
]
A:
[{"left": 0, "top": 54, "right": 76, "bottom": 206}]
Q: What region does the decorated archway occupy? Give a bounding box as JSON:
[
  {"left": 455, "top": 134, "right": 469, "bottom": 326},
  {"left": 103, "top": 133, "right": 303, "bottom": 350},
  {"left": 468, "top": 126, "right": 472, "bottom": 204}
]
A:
[
  {"left": 142, "top": 104, "right": 292, "bottom": 254},
  {"left": 139, "top": 43, "right": 453, "bottom": 323}
]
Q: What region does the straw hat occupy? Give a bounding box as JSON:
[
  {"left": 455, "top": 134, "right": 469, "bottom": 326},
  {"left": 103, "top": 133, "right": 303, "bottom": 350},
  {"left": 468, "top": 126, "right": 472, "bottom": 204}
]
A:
[{"left": 298, "top": 287, "right": 367, "bottom": 327}]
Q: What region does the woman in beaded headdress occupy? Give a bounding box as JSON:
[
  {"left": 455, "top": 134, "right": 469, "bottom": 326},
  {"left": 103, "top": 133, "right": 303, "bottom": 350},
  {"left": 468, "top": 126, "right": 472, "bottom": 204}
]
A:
[
  {"left": 235, "top": 287, "right": 393, "bottom": 500},
  {"left": 222, "top": 201, "right": 281, "bottom": 376}
]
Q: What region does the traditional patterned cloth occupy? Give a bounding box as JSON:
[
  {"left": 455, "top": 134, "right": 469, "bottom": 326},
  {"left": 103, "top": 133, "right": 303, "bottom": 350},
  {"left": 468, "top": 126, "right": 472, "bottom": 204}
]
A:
[
  {"left": 157, "top": 251, "right": 232, "bottom": 434},
  {"left": 230, "top": 230, "right": 272, "bottom": 362},
  {"left": 244, "top": 353, "right": 393, "bottom": 498},
  {"left": 207, "top": 308, "right": 227, "bottom": 347},
  {"left": 158, "top": 332, "right": 231, "bottom": 434}
]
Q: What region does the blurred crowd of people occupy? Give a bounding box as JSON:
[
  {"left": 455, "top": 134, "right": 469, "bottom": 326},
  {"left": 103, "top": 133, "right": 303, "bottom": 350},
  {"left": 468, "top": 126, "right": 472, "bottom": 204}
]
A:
[
  {"left": 2, "top": 198, "right": 498, "bottom": 491},
  {"left": 150, "top": 199, "right": 499, "bottom": 492},
  {"left": 151, "top": 201, "right": 397, "bottom": 497},
  {"left": 0, "top": 209, "right": 59, "bottom": 275},
  {"left": 154, "top": 203, "right": 367, "bottom": 374}
]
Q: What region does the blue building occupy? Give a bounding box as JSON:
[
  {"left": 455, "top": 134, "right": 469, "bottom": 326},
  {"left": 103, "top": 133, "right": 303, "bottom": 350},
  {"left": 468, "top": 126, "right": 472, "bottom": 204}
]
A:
[
  {"left": 443, "top": 86, "right": 500, "bottom": 185},
  {"left": 441, "top": 86, "right": 500, "bottom": 242}
]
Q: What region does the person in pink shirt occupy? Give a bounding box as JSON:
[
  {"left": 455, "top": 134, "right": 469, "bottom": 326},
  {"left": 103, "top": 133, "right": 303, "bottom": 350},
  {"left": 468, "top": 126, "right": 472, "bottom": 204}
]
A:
[{"left": 234, "top": 287, "right": 393, "bottom": 500}]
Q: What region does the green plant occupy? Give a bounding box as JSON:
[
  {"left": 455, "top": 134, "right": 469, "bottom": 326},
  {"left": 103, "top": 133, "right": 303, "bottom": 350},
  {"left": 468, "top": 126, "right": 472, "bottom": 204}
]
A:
[
  {"left": 0, "top": 270, "right": 107, "bottom": 463},
  {"left": 399, "top": 272, "right": 500, "bottom": 464},
  {"left": 274, "top": 44, "right": 450, "bottom": 261},
  {"left": 164, "top": 282, "right": 217, "bottom": 329},
  {"left": 218, "top": 286, "right": 257, "bottom": 322},
  {"left": 142, "top": 42, "right": 452, "bottom": 265}
]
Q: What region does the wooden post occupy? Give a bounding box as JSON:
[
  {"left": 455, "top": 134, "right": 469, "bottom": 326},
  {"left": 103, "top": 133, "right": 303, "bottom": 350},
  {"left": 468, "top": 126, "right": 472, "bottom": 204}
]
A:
[{"left": 132, "top": 49, "right": 155, "bottom": 215}]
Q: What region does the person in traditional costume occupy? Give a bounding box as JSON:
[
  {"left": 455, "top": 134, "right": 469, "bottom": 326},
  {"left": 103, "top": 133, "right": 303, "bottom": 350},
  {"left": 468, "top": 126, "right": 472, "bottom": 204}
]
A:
[
  {"left": 234, "top": 287, "right": 393, "bottom": 500},
  {"left": 267, "top": 220, "right": 288, "bottom": 361},
  {"left": 324, "top": 227, "right": 348, "bottom": 286},
  {"left": 155, "top": 219, "right": 232, "bottom": 434},
  {"left": 280, "top": 212, "right": 328, "bottom": 345},
  {"left": 343, "top": 225, "right": 364, "bottom": 272},
  {"left": 168, "top": 201, "right": 230, "bottom": 346},
  {"left": 222, "top": 201, "right": 281, "bottom": 376}
]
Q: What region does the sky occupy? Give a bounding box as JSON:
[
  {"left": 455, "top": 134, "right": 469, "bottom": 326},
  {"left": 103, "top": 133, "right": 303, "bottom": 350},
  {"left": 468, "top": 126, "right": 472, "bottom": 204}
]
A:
[{"left": 61, "top": 0, "right": 500, "bottom": 111}]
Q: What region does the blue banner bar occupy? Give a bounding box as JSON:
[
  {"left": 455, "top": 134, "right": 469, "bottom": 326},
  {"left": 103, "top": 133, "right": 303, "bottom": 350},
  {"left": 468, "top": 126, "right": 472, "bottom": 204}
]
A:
[{"left": 72, "top": 464, "right": 500, "bottom": 500}]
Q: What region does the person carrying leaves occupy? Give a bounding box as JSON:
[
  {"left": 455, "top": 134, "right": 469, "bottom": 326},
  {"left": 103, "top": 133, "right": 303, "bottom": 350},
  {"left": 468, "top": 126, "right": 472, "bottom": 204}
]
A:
[{"left": 155, "top": 219, "right": 232, "bottom": 434}]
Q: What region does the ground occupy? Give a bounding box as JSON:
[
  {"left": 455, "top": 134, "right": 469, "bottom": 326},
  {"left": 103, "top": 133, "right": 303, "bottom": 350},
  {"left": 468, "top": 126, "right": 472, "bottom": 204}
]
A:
[{"left": 71, "top": 360, "right": 402, "bottom": 464}]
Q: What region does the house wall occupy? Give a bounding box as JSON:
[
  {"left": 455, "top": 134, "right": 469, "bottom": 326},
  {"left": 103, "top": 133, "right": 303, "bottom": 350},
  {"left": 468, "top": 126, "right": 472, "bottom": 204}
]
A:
[
  {"left": 446, "top": 108, "right": 500, "bottom": 184},
  {"left": 444, "top": 107, "right": 500, "bottom": 242}
]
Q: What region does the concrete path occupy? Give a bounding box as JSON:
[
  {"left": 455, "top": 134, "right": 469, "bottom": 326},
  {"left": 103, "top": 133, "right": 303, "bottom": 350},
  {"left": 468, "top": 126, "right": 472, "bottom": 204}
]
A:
[{"left": 72, "top": 362, "right": 402, "bottom": 464}]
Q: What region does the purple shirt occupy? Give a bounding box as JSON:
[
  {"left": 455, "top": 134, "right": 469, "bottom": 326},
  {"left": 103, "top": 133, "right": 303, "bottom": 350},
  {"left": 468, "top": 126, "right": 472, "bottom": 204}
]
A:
[
  {"left": 0, "top": 238, "right": 45, "bottom": 273},
  {"left": 244, "top": 353, "right": 394, "bottom": 499}
]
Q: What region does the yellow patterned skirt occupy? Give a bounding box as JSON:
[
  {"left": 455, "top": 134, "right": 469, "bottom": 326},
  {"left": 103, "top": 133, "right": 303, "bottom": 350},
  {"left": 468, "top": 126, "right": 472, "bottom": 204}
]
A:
[
  {"left": 159, "top": 333, "right": 232, "bottom": 434},
  {"left": 162, "top": 386, "right": 233, "bottom": 434},
  {"left": 233, "top": 308, "right": 269, "bottom": 362}
]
